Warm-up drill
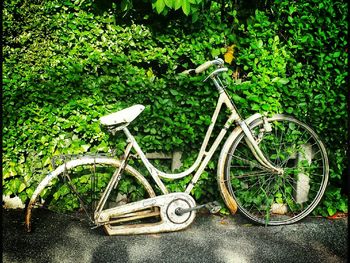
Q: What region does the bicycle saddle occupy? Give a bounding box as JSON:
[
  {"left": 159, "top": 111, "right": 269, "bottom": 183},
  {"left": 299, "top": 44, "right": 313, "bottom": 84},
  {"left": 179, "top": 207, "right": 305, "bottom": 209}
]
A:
[{"left": 100, "top": 104, "right": 145, "bottom": 128}]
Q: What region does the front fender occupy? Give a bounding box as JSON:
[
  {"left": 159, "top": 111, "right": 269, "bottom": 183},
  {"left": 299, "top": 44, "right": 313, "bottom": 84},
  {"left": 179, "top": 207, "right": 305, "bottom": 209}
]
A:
[{"left": 216, "top": 113, "right": 263, "bottom": 215}]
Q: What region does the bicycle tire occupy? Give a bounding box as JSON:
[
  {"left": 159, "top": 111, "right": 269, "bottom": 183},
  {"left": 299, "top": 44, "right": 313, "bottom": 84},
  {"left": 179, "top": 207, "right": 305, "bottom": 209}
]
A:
[
  {"left": 25, "top": 156, "right": 156, "bottom": 231},
  {"left": 224, "top": 115, "right": 329, "bottom": 225}
]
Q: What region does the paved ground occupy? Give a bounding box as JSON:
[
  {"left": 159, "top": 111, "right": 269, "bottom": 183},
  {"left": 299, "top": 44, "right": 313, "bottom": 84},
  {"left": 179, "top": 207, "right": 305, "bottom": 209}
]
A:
[{"left": 2, "top": 209, "right": 348, "bottom": 263}]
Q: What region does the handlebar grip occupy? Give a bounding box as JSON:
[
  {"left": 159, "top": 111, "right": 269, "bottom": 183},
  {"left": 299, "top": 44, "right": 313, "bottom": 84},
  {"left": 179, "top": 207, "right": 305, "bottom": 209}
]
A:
[
  {"left": 181, "top": 69, "right": 196, "bottom": 75},
  {"left": 195, "top": 61, "right": 215, "bottom": 73}
]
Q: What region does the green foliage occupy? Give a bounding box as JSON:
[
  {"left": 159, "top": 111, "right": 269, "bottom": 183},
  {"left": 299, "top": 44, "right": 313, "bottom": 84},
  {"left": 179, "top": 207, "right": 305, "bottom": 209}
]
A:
[
  {"left": 230, "top": 0, "right": 348, "bottom": 215},
  {"left": 231, "top": 11, "right": 291, "bottom": 116},
  {"left": 3, "top": 0, "right": 347, "bottom": 216},
  {"left": 2, "top": 0, "right": 229, "bottom": 203},
  {"left": 117, "top": 0, "right": 207, "bottom": 21},
  {"left": 152, "top": 0, "right": 196, "bottom": 15},
  {"left": 276, "top": 0, "right": 348, "bottom": 215},
  {"left": 114, "top": 0, "right": 246, "bottom": 23}
]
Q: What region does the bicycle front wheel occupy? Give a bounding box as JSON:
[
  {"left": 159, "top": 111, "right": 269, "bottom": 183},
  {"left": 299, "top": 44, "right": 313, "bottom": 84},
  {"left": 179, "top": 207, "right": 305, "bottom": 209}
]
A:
[{"left": 224, "top": 115, "right": 329, "bottom": 225}]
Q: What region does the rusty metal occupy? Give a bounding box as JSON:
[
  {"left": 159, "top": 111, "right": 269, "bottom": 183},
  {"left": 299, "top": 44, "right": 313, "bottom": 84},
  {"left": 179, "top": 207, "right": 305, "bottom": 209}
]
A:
[
  {"left": 95, "top": 210, "right": 160, "bottom": 227},
  {"left": 216, "top": 113, "right": 264, "bottom": 215},
  {"left": 99, "top": 193, "right": 196, "bottom": 235},
  {"left": 25, "top": 157, "right": 155, "bottom": 232}
]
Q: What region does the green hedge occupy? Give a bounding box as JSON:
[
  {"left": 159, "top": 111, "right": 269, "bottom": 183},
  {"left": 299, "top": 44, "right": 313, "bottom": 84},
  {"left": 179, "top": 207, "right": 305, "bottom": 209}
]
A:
[
  {"left": 231, "top": 1, "right": 348, "bottom": 215},
  {"left": 3, "top": 0, "right": 347, "bottom": 216}
]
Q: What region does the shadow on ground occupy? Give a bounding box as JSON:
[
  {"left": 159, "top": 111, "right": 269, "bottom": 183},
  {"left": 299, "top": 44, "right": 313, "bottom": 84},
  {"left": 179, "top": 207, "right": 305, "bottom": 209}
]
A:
[{"left": 2, "top": 209, "right": 348, "bottom": 263}]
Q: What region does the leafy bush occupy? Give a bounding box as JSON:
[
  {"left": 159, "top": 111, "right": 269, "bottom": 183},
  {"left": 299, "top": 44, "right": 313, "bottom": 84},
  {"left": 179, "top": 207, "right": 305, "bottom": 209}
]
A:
[
  {"left": 231, "top": 0, "right": 348, "bottom": 215},
  {"left": 2, "top": 0, "right": 230, "bottom": 203},
  {"left": 3, "top": 0, "right": 347, "bottom": 216}
]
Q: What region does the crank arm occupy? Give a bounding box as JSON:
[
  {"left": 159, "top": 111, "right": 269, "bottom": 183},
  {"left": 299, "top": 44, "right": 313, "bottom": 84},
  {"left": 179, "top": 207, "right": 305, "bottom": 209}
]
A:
[
  {"left": 176, "top": 201, "right": 222, "bottom": 215},
  {"left": 175, "top": 204, "right": 205, "bottom": 215}
]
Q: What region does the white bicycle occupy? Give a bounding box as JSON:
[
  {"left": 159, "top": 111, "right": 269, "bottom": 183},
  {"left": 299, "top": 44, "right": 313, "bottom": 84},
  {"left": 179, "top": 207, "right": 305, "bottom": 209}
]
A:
[{"left": 25, "top": 58, "right": 329, "bottom": 235}]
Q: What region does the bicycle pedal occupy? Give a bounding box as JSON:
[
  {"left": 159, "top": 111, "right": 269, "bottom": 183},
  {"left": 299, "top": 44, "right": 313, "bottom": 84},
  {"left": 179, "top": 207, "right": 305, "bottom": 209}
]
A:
[{"left": 205, "top": 201, "right": 222, "bottom": 214}]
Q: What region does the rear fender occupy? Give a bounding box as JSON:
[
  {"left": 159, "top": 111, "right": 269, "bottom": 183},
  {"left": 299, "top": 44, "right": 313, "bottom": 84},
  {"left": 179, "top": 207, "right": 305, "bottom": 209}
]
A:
[{"left": 25, "top": 157, "right": 154, "bottom": 232}]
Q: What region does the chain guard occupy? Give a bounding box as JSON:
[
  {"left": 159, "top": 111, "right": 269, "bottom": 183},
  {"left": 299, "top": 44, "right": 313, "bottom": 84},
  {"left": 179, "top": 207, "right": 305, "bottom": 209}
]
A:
[{"left": 96, "top": 193, "right": 196, "bottom": 235}]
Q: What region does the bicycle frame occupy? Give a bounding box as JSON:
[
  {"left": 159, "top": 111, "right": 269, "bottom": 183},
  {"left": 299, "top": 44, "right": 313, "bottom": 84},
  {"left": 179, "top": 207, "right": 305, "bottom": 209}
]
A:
[
  {"left": 94, "top": 70, "right": 282, "bottom": 217},
  {"left": 25, "top": 58, "right": 329, "bottom": 234}
]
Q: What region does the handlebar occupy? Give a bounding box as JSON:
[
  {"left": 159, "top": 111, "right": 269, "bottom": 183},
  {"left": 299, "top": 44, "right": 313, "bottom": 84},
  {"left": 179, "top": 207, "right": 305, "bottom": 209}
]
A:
[
  {"left": 181, "top": 58, "right": 224, "bottom": 75},
  {"left": 195, "top": 58, "right": 224, "bottom": 73}
]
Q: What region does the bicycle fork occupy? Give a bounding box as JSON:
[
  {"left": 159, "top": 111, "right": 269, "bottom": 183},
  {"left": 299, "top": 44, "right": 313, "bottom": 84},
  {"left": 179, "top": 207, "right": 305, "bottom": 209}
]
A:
[{"left": 239, "top": 119, "right": 283, "bottom": 175}]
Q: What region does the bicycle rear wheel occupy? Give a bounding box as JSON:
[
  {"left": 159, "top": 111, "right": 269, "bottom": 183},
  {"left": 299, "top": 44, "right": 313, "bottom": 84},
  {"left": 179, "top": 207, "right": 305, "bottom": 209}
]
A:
[
  {"left": 26, "top": 156, "right": 156, "bottom": 230},
  {"left": 224, "top": 115, "right": 329, "bottom": 225}
]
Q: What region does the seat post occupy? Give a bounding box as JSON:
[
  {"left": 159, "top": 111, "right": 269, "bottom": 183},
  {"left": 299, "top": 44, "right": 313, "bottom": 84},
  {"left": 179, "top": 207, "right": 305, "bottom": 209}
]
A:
[{"left": 122, "top": 127, "right": 135, "bottom": 143}]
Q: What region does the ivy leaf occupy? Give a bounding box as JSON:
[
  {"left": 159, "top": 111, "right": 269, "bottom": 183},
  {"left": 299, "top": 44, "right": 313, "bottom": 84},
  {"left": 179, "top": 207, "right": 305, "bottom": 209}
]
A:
[
  {"left": 252, "top": 104, "right": 260, "bottom": 111},
  {"left": 193, "top": 187, "right": 202, "bottom": 199},
  {"left": 286, "top": 107, "right": 293, "bottom": 114},
  {"left": 338, "top": 199, "right": 348, "bottom": 212},
  {"left": 327, "top": 206, "right": 337, "bottom": 216},
  {"left": 247, "top": 95, "right": 260, "bottom": 103},
  {"left": 211, "top": 48, "right": 221, "bottom": 57},
  {"left": 154, "top": 0, "right": 166, "bottom": 14},
  {"left": 81, "top": 144, "right": 90, "bottom": 152},
  {"left": 164, "top": 0, "right": 174, "bottom": 8},
  {"left": 261, "top": 104, "right": 269, "bottom": 111},
  {"left": 333, "top": 51, "right": 341, "bottom": 58},
  {"left": 18, "top": 183, "right": 27, "bottom": 193},
  {"left": 170, "top": 89, "right": 179, "bottom": 96},
  {"left": 278, "top": 78, "right": 289, "bottom": 85},
  {"left": 182, "top": 0, "right": 191, "bottom": 15},
  {"left": 191, "top": 11, "right": 199, "bottom": 23},
  {"left": 272, "top": 77, "right": 289, "bottom": 85},
  {"left": 174, "top": 0, "right": 182, "bottom": 10},
  {"left": 121, "top": 0, "right": 132, "bottom": 11}
]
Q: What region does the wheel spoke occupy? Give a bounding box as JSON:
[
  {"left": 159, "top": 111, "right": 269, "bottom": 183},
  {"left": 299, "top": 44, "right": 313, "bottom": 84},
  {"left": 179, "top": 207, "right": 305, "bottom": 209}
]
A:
[
  {"left": 234, "top": 171, "right": 274, "bottom": 179},
  {"left": 230, "top": 154, "right": 273, "bottom": 171},
  {"left": 41, "top": 158, "right": 156, "bottom": 227}
]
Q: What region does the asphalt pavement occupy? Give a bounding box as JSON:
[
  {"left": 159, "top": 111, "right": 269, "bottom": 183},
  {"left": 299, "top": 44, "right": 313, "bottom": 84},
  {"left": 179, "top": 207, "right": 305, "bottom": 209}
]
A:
[{"left": 2, "top": 208, "right": 348, "bottom": 263}]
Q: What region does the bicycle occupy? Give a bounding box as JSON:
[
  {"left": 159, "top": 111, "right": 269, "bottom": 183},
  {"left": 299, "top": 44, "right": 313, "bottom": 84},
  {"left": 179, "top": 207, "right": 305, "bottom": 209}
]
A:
[{"left": 25, "top": 58, "right": 329, "bottom": 235}]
